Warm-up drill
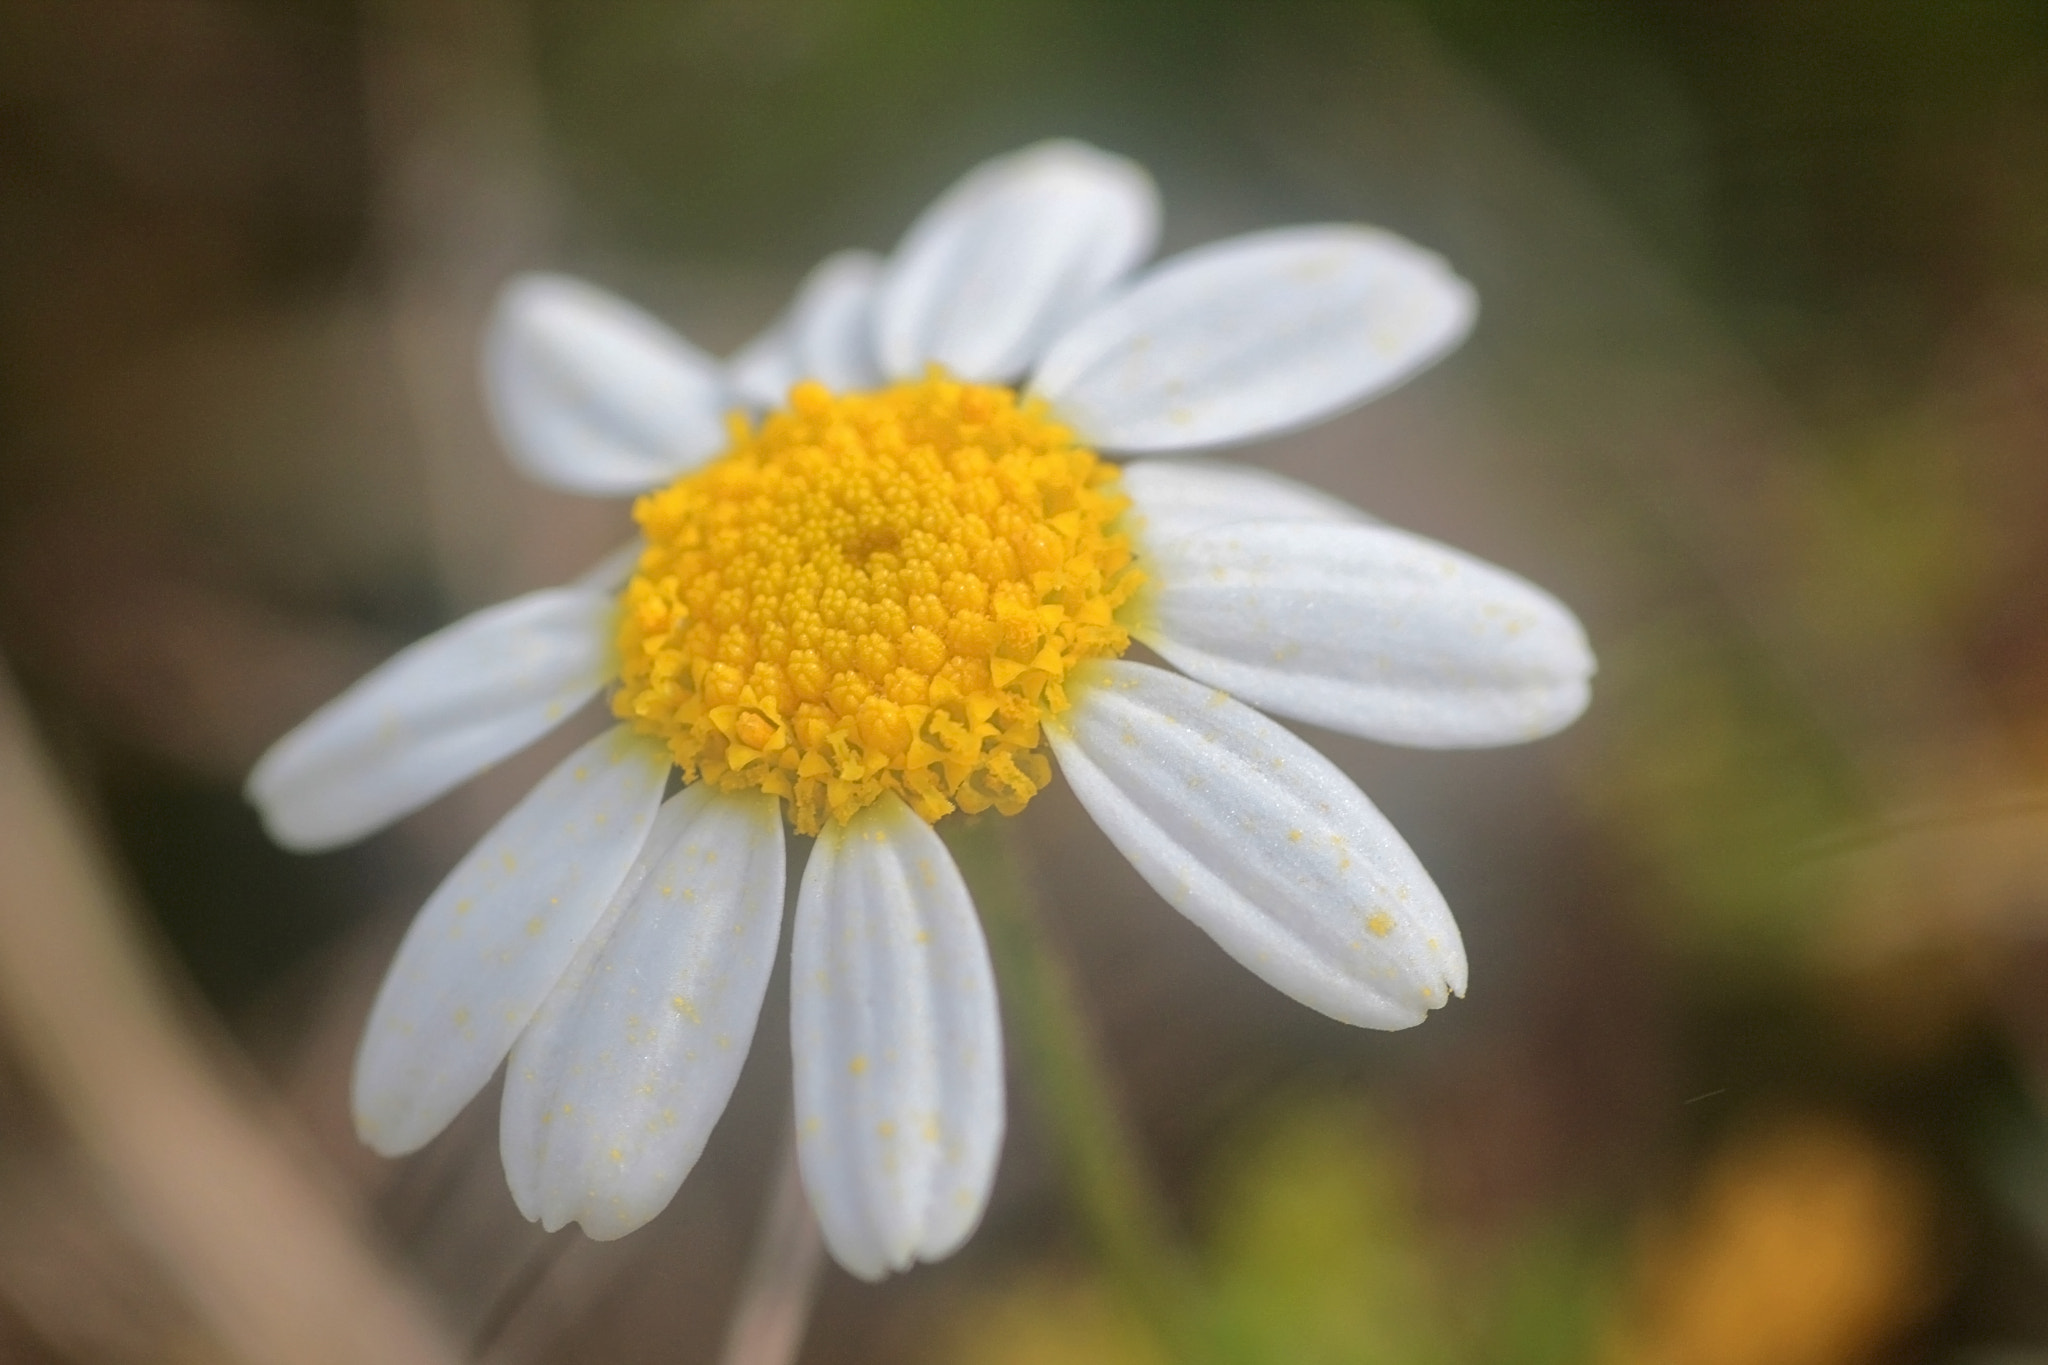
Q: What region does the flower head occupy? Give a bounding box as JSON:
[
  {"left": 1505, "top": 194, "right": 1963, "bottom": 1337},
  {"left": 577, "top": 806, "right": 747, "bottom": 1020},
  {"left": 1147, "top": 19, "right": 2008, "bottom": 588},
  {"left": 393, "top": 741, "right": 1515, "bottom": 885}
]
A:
[
  {"left": 247, "top": 140, "right": 1595, "bottom": 1279},
  {"left": 615, "top": 375, "right": 1140, "bottom": 832}
]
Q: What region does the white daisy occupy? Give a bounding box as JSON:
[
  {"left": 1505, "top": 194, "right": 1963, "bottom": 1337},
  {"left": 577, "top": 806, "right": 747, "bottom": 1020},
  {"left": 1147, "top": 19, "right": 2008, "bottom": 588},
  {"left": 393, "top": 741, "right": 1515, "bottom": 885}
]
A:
[{"left": 247, "top": 140, "right": 1594, "bottom": 1280}]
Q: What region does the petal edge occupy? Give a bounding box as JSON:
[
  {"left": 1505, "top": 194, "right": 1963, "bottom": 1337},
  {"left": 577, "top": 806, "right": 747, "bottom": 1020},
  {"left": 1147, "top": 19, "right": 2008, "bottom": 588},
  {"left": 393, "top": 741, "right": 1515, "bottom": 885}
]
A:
[
  {"left": 876, "top": 140, "right": 1158, "bottom": 383},
  {"left": 1049, "top": 660, "right": 1464, "bottom": 1027},
  {"left": 247, "top": 587, "right": 614, "bottom": 852},
  {"left": 1136, "top": 521, "right": 1595, "bottom": 747},
  {"left": 790, "top": 794, "right": 1005, "bottom": 1279},
  {"left": 484, "top": 273, "right": 730, "bottom": 494},
  {"left": 1032, "top": 225, "right": 1475, "bottom": 453},
  {"left": 351, "top": 726, "right": 670, "bottom": 1156}
]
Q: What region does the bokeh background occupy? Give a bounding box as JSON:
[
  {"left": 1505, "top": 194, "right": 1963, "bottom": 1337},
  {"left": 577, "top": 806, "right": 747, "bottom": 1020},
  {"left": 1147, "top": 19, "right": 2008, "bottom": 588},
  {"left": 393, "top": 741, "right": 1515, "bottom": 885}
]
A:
[{"left": 3, "top": 1, "right": 2048, "bottom": 1361}]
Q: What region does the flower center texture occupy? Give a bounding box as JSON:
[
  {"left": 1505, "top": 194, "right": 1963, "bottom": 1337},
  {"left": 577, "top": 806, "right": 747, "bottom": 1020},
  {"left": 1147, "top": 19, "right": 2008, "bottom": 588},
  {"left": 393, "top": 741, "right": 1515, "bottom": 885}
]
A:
[{"left": 615, "top": 374, "right": 1141, "bottom": 834}]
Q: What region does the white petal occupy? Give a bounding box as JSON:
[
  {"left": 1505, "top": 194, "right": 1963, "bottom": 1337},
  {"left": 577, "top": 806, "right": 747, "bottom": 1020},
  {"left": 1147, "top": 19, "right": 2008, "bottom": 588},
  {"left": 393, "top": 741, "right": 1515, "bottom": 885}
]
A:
[
  {"left": 351, "top": 727, "right": 670, "bottom": 1156},
  {"left": 1120, "top": 458, "right": 1373, "bottom": 543},
  {"left": 792, "top": 250, "right": 886, "bottom": 393},
  {"left": 1030, "top": 226, "right": 1476, "bottom": 453},
  {"left": 791, "top": 794, "right": 1004, "bottom": 1280},
  {"left": 1048, "top": 660, "right": 1463, "bottom": 1029},
  {"left": 1137, "top": 522, "right": 1594, "bottom": 747},
  {"left": 875, "top": 140, "right": 1158, "bottom": 383},
  {"left": 484, "top": 273, "right": 731, "bottom": 495},
  {"left": 724, "top": 320, "right": 799, "bottom": 413},
  {"left": 246, "top": 588, "right": 615, "bottom": 852},
  {"left": 501, "top": 785, "right": 785, "bottom": 1238},
  {"left": 725, "top": 251, "right": 884, "bottom": 407}
]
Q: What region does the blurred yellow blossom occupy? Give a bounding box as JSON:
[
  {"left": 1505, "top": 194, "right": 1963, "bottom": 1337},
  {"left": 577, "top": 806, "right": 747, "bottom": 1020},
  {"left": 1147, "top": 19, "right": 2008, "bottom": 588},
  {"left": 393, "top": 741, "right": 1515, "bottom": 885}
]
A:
[{"left": 1604, "top": 1119, "right": 1939, "bottom": 1365}]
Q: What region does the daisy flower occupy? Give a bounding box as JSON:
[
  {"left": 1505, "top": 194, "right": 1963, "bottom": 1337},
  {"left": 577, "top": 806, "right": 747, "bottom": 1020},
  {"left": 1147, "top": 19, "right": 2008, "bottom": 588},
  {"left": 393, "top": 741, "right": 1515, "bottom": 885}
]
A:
[{"left": 248, "top": 140, "right": 1594, "bottom": 1280}]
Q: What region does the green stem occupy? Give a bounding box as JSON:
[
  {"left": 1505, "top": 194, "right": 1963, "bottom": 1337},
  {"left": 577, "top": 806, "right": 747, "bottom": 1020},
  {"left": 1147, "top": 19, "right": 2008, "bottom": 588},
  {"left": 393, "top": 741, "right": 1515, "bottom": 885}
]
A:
[{"left": 945, "top": 815, "right": 1215, "bottom": 1364}]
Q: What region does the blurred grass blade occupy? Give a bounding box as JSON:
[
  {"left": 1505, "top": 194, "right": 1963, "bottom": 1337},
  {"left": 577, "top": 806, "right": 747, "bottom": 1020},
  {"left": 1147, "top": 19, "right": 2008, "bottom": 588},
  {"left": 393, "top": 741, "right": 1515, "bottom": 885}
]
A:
[{"left": 0, "top": 660, "right": 460, "bottom": 1365}]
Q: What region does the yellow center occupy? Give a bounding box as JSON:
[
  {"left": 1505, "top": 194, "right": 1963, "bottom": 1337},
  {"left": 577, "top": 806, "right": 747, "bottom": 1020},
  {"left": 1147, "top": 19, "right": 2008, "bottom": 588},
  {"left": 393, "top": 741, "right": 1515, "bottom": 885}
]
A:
[{"left": 614, "top": 374, "right": 1141, "bottom": 834}]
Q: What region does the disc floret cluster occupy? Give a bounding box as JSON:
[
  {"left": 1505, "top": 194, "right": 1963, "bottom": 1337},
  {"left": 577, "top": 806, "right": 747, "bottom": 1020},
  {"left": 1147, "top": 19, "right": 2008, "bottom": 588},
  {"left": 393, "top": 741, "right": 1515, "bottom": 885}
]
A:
[{"left": 615, "top": 374, "right": 1141, "bottom": 834}]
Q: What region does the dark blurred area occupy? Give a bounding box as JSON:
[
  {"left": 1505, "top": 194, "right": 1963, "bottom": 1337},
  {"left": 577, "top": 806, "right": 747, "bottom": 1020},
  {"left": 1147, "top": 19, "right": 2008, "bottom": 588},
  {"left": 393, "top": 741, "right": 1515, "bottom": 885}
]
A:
[{"left": 4, "top": 1, "right": 2048, "bottom": 1361}]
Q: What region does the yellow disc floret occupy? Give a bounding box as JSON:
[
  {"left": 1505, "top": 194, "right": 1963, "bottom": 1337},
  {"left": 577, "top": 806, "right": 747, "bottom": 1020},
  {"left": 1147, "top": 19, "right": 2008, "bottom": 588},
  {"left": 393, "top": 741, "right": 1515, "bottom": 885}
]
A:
[{"left": 614, "top": 374, "right": 1141, "bottom": 834}]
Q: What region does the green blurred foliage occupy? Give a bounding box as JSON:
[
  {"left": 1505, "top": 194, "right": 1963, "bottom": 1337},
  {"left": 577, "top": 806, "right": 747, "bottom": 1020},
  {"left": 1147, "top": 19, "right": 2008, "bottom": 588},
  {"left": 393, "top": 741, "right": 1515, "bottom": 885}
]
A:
[
  {"left": 1201, "top": 1099, "right": 1615, "bottom": 1365},
  {"left": 526, "top": 0, "right": 1128, "bottom": 258},
  {"left": 1202, "top": 1099, "right": 1452, "bottom": 1365},
  {"left": 943, "top": 1098, "right": 1618, "bottom": 1365},
  {"left": 1578, "top": 623, "right": 1862, "bottom": 956}
]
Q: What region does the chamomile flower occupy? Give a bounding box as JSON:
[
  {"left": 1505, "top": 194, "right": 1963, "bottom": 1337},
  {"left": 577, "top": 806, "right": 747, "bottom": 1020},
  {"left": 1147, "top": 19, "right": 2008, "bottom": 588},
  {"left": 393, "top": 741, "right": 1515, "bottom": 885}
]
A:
[{"left": 247, "top": 140, "right": 1594, "bottom": 1280}]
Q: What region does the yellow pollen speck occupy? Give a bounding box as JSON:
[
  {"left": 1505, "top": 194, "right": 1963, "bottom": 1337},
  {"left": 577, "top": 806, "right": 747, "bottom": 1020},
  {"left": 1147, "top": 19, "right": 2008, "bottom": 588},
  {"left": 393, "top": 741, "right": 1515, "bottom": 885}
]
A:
[
  {"left": 670, "top": 995, "right": 701, "bottom": 1023},
  {"left": 613, "top": 373, "right": 1142, "bottom": 834},
  {"left": 849, "top": 1053, "right": 870, "bottom": 1077},
  {"left": 1366, "top": 911, "right": 1396, "bottom": 938}
]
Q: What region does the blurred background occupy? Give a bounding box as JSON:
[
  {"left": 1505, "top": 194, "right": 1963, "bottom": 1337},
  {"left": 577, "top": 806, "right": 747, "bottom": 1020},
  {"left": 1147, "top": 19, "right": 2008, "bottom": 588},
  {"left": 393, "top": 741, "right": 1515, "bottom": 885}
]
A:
[{"left": 3, "top": 1, "right": 2047, "bottom": 1361}]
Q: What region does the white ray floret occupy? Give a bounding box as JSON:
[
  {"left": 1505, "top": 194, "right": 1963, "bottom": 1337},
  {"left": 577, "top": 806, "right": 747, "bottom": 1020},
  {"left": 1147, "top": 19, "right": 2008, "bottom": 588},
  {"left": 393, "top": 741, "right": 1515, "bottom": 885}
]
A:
[
  {"left": 1048, "top": 659, "right": 1466, "bottom": 1029},
  {"left": 1031, "top": 225, "right": 1476, "bottom": 453},
  {"left": 352, "top": 726, "right": 670, "bottom": 1156},
  {"left": 876, "top": 139, "right": 1159, "bottom": 384},
  {"left": 485, "top": 273, "right": 730, "bottom": 495},
  {"left": 246, "top": 586, "right": 616, "bottom": 852},
  {"left": 729, "top": 249, "right": 887, "bottom": 407},
  {"left": 502, "top": 785, "right": 786, "bottom": 1238},
  {"left": 791, "top": 794, "right": 1005, "bottom": 1280},
  {"left": 1136, "top": 520, "right": 1595, "bottom": 747},
  {"left": 1119, "top": 457, "right": 1375, "bottom": 543}
]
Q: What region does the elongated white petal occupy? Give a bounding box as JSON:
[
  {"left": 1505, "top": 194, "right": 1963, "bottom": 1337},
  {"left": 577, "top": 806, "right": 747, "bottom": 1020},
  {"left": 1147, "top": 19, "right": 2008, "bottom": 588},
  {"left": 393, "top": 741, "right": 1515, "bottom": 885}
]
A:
[
  {"left": 1031, "top": 226, "right": 1475, "bottom": 453},
  {"left": 1138, "top": 522, "right": 1593, "bottom": 747},
  {"left": 727, "top": 250, "right": 886, "bottom": 408},
  {"left": 247, "top": 588, "right": 614, "bottom": 852},
  {"left": 485, "top": 273, "right": 730, "bottom": 494},
  {"left": 501, "top": 785, "right": 785, "bottom": 1238},
  {"left": 876, "top": 140, "right": 1158, "bottom": 383},
  {"left": 352, "top": 727, "right": 670, "bottom": 1156},
  {"left": 1120, "top": 458, "right": 1372, "bottom": 544},
  {"left": 792, "top": 250, "right": 885, "bottom": 393},
  {"left": 724, "top": 321, "right": 799, "bottom": 413},
  {"left": 791, "top": 794, "right": 1003, "bottom": 1280},
  {"left": 1049, "top": 660, "right": 1463, "bottom": 1029}
]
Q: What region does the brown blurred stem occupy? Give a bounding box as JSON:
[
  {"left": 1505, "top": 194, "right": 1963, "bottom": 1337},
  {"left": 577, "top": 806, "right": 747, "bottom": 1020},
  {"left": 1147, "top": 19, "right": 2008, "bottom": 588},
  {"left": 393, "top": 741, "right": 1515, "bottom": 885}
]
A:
[
  {"left": 716, "top": 1112, "right": 825, "bottom": 1365},
  {"left": 0, "top": 660, "right": 460, "bottom": 1365},
  {"left": 945, "top": 815, "right": 1215, "bottom": 1365}
]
